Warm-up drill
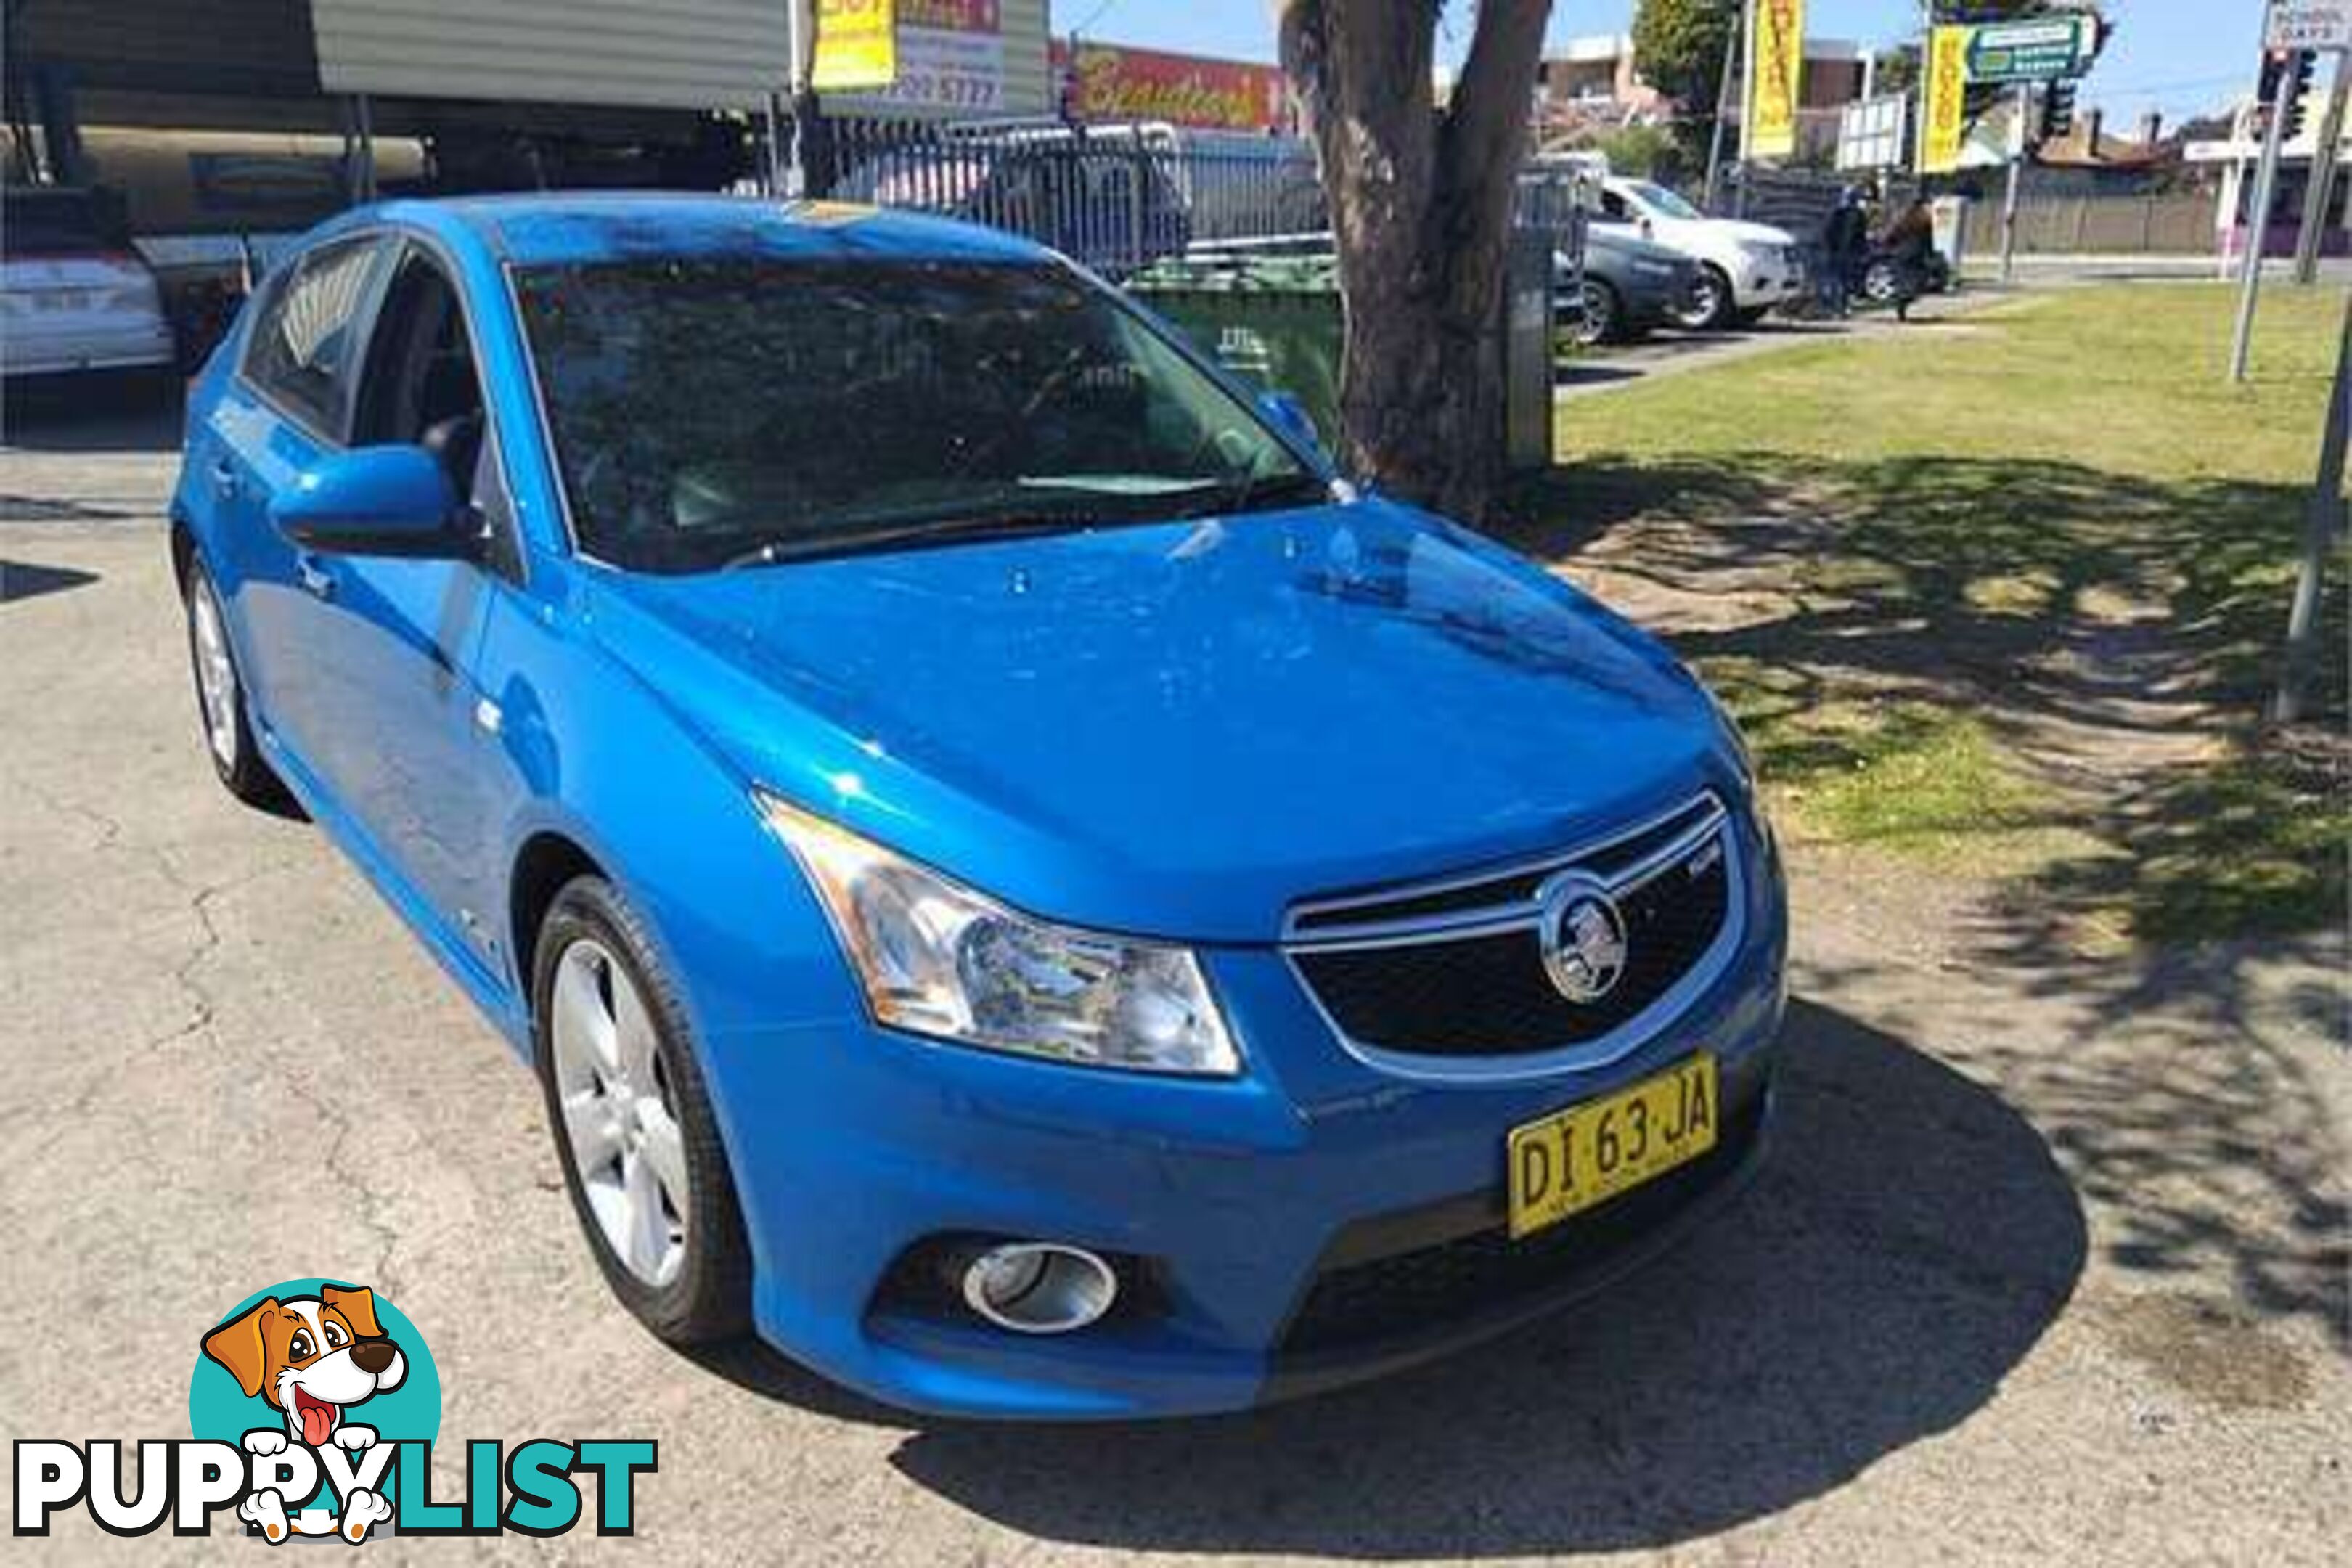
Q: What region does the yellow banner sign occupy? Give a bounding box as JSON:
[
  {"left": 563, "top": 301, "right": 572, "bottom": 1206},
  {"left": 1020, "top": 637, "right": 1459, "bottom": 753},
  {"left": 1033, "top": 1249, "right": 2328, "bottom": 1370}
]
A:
[
  {"left": 1744, "top": 0, "right": 1806, "bottom": 160},
  {"left": 1919, "top": 24, "right": 1970, "bottom": 175},
  {"left": 813, "top": 0, "right": 897, "bottom": 91}
]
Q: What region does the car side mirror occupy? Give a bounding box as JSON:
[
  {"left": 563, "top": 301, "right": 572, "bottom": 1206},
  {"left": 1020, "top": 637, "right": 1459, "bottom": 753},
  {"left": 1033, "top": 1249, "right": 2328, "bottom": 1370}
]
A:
[
  {"left": 1638, "top": 218, "right": 1655, "bottom": 240},
  {"left": 1257, "top": 389, "right": 1326, "bottom": 454},
  {"left": 271, "top": 445, "right": 468, "bottom": 559}
]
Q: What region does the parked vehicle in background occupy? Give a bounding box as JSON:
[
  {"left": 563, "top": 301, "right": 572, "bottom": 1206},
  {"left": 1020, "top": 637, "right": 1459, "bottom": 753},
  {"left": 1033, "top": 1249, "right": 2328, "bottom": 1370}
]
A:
[
  {"left": 1861, "top": 243, "right": 1952, "bottom": 307},
  {"left": 1150, "top": 127, "right": 1323, "bottom": 243},
  {"left": 1, "top": 187, "right": 176, "bottom": 383},
  {"left": 1593, "top": 177, "right": 1805, "bottom": 331},
  {"left": 1559, "top": 229, "right": 1699, "bottom": 347},
  {"left": 3, "top": 128, "right": 433, "bottom": 372},
  {"left": 832, "top": 121, "right": 1190, "bottom": 274},
  {"left": 171, "top": 193, "right": 1785, "bottom": 1420}
]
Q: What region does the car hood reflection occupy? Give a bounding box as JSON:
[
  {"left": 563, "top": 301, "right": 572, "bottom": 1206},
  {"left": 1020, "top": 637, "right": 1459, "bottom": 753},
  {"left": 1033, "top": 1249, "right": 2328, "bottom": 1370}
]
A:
[{"left": 587, "top": 497, "right": 1726, "bottom": 942}]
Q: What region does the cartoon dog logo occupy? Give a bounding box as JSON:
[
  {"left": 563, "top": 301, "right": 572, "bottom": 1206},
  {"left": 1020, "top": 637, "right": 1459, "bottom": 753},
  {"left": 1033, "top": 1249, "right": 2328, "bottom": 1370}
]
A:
[{"left": 201, "top": 1284, "right": 404, "bottom": 1543}]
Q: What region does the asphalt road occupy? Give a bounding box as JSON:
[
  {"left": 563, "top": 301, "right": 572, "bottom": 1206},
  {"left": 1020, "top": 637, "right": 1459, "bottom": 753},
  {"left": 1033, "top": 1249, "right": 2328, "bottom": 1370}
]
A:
[
  {"left": 1553, "top": 290, "right": 1992, "bottom": 401},
  {"left": 2, "top": 384, "right": 2345, "bottom": 1564}
]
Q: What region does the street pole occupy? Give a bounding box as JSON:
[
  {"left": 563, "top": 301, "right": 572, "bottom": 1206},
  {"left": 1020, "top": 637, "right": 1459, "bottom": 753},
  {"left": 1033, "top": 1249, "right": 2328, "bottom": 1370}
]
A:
[
  {"left": 1704, "top": 1, "right": 1744, "bottom": 213},
  {"left": 2231, "top": 57, "right": 2295, "bottom": 383},
  {"left": 762, "top": 92, "right": 786, "bottom": 197},
  {"left": 2294, "top": 49, "right": 2350, "bottom": 285},
  {"left": 2271, "top": 291, "right": 2351, "bottom": 724},
  {"left": 1999, "top": 84, "right": 2028, "bottom": 284},
  {"left": 783, "top": 0, "right": 819, "bottom": 197}
]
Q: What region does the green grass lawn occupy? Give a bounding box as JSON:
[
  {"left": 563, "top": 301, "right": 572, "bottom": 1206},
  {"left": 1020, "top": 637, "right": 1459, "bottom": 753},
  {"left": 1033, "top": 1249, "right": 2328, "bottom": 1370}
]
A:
[{"left": 1510, "top": 284, "right": 2348, "bottom": 945}]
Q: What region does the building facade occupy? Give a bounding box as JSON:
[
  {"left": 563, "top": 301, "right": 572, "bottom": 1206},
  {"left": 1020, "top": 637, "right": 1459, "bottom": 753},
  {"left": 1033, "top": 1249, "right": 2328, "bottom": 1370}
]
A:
[{"left": 1535, "top": 31, "right": 1867, "bottom": 158}]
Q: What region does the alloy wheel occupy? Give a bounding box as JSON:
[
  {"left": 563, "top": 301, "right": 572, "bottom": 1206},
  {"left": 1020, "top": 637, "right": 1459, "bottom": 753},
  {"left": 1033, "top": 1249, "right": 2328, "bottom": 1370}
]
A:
[
  {"left": 189, "top": 576, "right": 240, "bottom": 771},
  {"left": 1673, "top": 271, "right": 1726, "bottom": 331},
  {"left": 550, "top": 938, "right": 690, "bottom": 1288},
  {"left": 1575, "top": 281, "right": 1615, "bottom": 346}
]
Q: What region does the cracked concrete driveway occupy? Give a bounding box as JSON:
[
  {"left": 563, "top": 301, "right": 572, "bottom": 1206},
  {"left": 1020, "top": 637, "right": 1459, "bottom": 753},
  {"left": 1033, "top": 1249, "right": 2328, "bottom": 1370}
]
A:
[{"left": 2, "top": 396, "right": 2345, "bottom": 1563}]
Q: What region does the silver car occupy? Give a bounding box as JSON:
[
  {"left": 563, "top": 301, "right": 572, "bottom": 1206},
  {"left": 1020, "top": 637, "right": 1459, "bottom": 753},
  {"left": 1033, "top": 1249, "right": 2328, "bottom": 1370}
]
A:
[{"left": 2, "top": 188, "right": 175, "bottom": 380}]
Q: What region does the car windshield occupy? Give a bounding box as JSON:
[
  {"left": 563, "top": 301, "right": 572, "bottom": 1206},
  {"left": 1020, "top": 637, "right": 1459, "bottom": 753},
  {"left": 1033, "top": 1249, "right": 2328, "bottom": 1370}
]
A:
[
  {"left": 512, "top": 258, "right": 1322, "bottom": 573},
  {"left": 1624, "top": 181, "right": 1703, "bottom": 221}
]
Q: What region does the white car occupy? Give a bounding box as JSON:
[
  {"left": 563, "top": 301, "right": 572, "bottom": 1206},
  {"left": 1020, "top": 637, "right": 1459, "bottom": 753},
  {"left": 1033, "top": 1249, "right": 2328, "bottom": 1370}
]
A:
[
  {"left": 1592, "top": 177, "right": 1806, "bottom": 331},
  {"left": 2, "top": 187, "right": 176, "bottom": 381}
]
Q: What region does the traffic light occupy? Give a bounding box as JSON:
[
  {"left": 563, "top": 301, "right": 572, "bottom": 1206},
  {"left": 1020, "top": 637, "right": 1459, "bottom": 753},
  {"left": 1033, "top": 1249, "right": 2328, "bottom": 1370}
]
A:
[
  {"left": 2284, "top": 49, "right": 2316, "bottom": 141},
  {"left": 2260, "top": 49, "right": 2319, "bottom": 141},
  {"left": 2042, "top": 81, "right": 2078, "bottom": 139}
]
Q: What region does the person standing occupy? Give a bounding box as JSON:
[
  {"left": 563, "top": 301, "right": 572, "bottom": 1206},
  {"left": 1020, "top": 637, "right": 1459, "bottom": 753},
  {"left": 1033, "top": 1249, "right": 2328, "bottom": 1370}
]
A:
[{"left": 1819, "top": 187, "right": 1869, "bottom": 319}]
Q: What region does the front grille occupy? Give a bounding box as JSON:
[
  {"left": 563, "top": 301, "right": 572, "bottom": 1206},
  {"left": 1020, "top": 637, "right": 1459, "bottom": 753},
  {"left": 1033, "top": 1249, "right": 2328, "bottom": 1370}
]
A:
[
  {"left": 1291, "top": 839, "right": 1730, "bottom": 1058},
  {"left": 1275, "top": 1091, "right": 1763, "bottom": 1360}
]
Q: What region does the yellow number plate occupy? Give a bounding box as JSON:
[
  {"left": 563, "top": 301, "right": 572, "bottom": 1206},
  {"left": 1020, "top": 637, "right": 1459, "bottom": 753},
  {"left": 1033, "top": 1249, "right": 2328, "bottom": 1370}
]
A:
[{"left": 1506, "top": 1054, "right": 1719, "bottom": 1240}]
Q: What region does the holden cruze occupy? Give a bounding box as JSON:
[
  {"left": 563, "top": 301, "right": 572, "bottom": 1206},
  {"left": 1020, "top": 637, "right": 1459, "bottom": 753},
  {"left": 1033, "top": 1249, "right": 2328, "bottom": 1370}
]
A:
[{"left": 171, "top": 194, "right": 1787, "bottom": 1419}]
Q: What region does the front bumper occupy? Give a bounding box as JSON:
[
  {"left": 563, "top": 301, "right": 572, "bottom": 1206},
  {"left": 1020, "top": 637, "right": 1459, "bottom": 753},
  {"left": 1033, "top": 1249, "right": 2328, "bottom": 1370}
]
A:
[
  {"left": 1727, "top": 253, "right": 1808, "bottom": 310},
  {"left": 703, "top": 815, "right": 1789, "bottom": 1420}
]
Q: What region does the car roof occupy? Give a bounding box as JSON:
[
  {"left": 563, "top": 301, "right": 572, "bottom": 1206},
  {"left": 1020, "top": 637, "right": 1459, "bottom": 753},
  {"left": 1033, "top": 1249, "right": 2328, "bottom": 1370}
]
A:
[{"left": 319, "top": 191, "right": 1053, "bottom": 270}]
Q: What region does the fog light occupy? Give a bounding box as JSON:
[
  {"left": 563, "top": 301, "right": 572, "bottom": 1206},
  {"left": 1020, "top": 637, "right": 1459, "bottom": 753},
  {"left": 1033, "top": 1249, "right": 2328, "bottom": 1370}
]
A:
[{"left": 960, "top": 1242, "right": 1118, "bottom": 1334}]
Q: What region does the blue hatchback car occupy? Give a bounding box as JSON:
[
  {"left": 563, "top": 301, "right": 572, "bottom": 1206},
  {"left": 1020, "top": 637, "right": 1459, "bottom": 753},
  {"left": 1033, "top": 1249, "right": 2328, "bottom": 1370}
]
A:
[{"left": 171, "top": 194, "right": 1786, "bottom": 1419}]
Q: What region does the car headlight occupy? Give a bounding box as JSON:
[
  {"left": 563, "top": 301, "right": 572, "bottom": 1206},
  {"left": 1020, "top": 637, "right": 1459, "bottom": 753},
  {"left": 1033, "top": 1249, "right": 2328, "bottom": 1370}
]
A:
[
  {"left": 1739, "top": 240, "right": 1781, "bottom": 266},
  {"left": 757, "top": 791, "right": 1240, "bottom": 1076}
]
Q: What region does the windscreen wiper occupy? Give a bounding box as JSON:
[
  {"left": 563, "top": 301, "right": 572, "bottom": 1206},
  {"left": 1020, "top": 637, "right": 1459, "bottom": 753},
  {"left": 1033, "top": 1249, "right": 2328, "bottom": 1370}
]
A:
[
  {"left": 716, "top": 507, "right": 1103, "bottom": 571},
  {"left": 1169, "top": 470, "right": 1336, "bottom": 521}
]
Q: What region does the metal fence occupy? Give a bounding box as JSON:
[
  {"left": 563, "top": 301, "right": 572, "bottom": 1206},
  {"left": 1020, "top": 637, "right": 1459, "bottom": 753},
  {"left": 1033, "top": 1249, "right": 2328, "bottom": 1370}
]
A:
[
  {"left": 1958, "top": 192, "right": 2218, "bottom": 256},
  {"left": 809, "top": 116, "right": 1326, "bottom": 277}
]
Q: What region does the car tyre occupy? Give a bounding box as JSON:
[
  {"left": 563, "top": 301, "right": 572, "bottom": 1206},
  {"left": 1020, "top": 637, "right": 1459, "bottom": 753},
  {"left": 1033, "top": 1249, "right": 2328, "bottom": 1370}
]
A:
[
  {"left": 1573, "top": 279, "right": 1622, "bottom": 346},
  {"left": 181, "top": 555, "right": 295, "bottom": 812},
  {"left": 535, "top": 875, "right": 751, "bottom": 1345},
  {"left": 1861, "top": 259, "right": 1901, "bottom": 306},
  {"left": 1670, "top": 265, "right": 1735, "bottom": 331}
]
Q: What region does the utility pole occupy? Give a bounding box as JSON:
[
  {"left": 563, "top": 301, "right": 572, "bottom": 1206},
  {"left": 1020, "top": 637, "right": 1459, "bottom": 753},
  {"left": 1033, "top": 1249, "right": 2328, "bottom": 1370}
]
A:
[
  {"left": 783, "top": 0, "right": 822, "bottom": 197},
  {"left": 1999, "top": 84, "right": 2030, "bottom": 284},
  {"left": 2271, "top": 291, "right": 2351, "bottom": 724},
  {"left": 2294, "top": 48, "right": 2350, "bottom": 285},
  {"left": 2231, "top": 45, "right": 2295, "bottom": 383},
  {"left": 1703, "top": 1, "right": 1744, "bottom": 213}
]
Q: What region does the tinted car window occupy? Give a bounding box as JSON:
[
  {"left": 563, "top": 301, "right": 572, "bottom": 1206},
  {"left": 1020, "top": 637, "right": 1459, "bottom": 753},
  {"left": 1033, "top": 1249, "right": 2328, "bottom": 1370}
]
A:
[
  {"left": 513, "top": 258, "right": 1319, "bottom": 574},
  {"left": 244, "top": 237, "right": 383, "bottom": 436},
  {"left": 1624, "top": 181, "right": 1704, "bottom": 221}
]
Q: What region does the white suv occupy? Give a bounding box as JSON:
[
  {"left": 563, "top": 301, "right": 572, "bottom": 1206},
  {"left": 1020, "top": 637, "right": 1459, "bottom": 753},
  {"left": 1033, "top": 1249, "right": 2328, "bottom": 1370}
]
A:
[
  {"left": 1593, "top": 177, "right": 1805, "bottom": 330},
  {"left": 2, "top": 187, "right": 176, "bottom": 382}
]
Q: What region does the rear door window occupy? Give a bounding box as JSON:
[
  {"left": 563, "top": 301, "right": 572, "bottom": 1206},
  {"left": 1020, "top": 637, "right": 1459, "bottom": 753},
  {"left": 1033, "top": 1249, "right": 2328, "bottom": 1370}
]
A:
[{"left": 242, "top": 235, "right": 386, "bottom": 437}]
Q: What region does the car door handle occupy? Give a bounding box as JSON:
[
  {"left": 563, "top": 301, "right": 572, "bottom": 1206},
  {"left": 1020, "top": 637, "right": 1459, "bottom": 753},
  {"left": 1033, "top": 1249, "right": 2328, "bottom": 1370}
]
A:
[
  {"left": 295, "top": 553, "right": 335, "bottom": 600},
  {"left": 208, "top": 459, "right": 240, "bottom": 499}
]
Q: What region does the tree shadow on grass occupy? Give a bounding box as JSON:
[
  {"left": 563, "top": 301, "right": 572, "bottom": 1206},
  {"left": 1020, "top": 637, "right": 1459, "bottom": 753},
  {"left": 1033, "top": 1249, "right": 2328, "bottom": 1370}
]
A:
[
  {"left": 884, "top": 1000, "right": 2083, "bottom": 1557},
  {"left": 1495, "top": 452, "right": 2349, "bottom": 940},
  {"left": 1504, "top": 452, "right": 2343, "bottom": 727}
]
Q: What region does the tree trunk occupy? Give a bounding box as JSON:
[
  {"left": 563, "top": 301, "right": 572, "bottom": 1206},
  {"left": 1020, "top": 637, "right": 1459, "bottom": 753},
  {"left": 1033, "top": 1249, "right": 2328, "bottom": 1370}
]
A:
[{"left": 1279, "top": 0, "right": 1551, "bottom": 522}]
